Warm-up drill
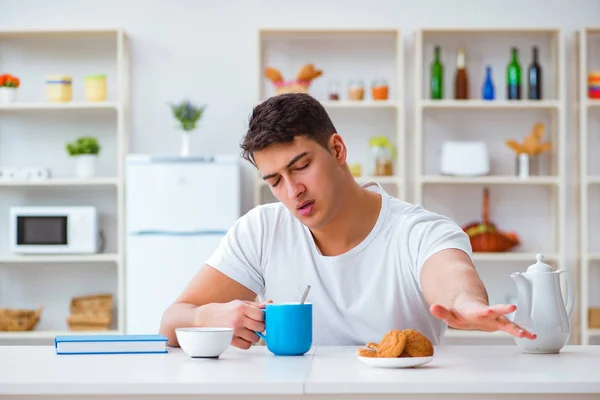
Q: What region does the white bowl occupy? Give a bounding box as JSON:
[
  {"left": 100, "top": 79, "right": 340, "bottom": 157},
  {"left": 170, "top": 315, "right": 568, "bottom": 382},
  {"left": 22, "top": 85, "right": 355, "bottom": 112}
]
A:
[{"left": 175, "top": 327, "right": 234, "bottom": 358}]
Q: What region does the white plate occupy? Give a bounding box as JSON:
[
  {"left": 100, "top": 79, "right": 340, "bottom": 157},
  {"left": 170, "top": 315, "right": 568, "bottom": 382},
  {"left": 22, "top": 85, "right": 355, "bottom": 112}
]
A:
[{"left": 358, "top": 354, "right": 435, "bottom": 368}]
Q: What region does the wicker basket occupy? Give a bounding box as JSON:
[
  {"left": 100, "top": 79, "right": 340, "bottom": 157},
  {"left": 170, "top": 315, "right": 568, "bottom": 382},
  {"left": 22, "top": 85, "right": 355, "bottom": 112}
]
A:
[
  {"left": 0, "top": 307, "right": 43, "bottom": 331},
  {"left": 462, "top": 188, "right": 520, "bottom": 253},
  {"left": 68, "top": 293, "right": 112, "bottom": 331},
  {"left": 67, "top": 310, "right": 112, "bottom": 331},
  {"left": 70, "top": 293, "right": 112, "bottom": 314}
]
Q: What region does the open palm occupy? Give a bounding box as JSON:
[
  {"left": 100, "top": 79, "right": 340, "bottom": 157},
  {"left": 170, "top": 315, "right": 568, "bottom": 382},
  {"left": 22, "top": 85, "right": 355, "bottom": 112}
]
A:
[{"left": 430, "top": 301, "right": 537, "bottom": 339}]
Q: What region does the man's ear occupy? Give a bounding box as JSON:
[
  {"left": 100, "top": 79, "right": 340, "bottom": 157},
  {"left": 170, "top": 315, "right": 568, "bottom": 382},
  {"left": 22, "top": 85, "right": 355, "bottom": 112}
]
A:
[{"left": 328, "top": 134, "right": 347, "bottom": 165}]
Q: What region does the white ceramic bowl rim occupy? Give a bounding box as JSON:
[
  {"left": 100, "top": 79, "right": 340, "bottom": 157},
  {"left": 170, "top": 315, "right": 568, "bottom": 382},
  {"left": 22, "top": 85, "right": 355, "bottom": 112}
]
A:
[{"left": 176, "top": 327, "right": 234, "bottom": 332}]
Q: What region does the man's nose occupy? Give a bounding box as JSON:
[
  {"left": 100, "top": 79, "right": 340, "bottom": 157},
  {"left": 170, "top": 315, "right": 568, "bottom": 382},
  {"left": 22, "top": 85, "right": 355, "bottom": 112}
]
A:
[{"left": 286, "top": 178, "right": 304, "bottom": 199}]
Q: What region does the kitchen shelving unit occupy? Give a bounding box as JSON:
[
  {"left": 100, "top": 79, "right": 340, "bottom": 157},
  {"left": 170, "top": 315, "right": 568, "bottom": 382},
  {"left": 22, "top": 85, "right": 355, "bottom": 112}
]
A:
[
  {"left": 413, "top": 28, "right": 568, "bottom": 343},
  {"left": 0, "top": 28, "right": 129, "bottom": 344},
  {"left": 254, "top": 27, "right": 405, "bottom": 205},
  {"left": 575, "top": 26, "right": 600, "bottom": 346}
]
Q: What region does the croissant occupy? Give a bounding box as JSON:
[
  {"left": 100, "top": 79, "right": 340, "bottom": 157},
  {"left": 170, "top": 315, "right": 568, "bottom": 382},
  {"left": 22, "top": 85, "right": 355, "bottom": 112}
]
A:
[{"left": 265, "top": 67, "right": 283, "bottom": 83}]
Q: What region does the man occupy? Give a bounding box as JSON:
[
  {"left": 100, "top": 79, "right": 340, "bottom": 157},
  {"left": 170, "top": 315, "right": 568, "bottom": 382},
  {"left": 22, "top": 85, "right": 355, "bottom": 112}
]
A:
[{"left": 159, "top": 93, "right": 536, "bottom": 349}]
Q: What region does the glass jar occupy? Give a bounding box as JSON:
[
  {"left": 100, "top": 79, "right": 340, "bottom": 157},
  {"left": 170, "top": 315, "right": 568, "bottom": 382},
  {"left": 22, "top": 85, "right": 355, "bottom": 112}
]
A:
[
  {"left": 369, "top": 136, "right": 395, "bottom": 176},
  {"left": 371, "top": 78, "right": 389, "bottom": 100},
  {"left": 84, "top": 75, "right": 107, "bottom": 102},
  {"left": 348, "top": 80, "right": 365, "bottom": 100},
  {"left": 327, "top": 80, "right": 340, "bottom": 101},
  {"left": 45, "top": 75, "right": 72, "bottom": 102}
]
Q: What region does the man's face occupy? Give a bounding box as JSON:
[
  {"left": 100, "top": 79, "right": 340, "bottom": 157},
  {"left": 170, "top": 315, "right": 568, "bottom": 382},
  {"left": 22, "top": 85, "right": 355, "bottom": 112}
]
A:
[{"left": 254, "top": 135, "right": 346, "bottom": 230}]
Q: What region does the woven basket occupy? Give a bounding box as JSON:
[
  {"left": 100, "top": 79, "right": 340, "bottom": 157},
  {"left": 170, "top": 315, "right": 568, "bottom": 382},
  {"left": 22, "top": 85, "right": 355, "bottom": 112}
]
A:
[
  {"left": 67, "top": 310, "right": 112, "bottom": 331},
  {"left": 70, "top": 294, "right": 112, "bottom": 314},
  {"left": 462, "top": 188, "right": 520, "bottom": 253},
  {"left": 0, "top": 307, "right": 43, "bottom": 331}
]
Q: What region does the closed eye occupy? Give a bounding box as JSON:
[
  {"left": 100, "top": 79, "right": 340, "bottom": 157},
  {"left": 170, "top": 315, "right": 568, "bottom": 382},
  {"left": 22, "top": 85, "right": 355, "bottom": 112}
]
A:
[{"left": 295, "top": 163, "right": 309, "bottom": 170}]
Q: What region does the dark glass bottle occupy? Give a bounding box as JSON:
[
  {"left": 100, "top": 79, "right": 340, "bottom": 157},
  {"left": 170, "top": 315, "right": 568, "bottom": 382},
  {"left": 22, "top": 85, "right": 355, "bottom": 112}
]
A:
[
  {"left": 528, "top": 46, "right": 542, "bottom": 100},
  {"left": 507, "top": 47, "right": 521, "bottom": 100},
  {"left": 430, "top": 46, "right": 443, "bottom": 99},
  {"left": 454, "top": 48, "right": 468, "bottom": 99}
]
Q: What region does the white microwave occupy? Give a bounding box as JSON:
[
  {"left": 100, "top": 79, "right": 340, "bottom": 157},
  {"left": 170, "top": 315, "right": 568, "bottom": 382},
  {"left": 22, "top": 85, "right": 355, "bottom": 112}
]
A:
[{"left": 9, "top": 206, "right": 99, "bottom": 254}]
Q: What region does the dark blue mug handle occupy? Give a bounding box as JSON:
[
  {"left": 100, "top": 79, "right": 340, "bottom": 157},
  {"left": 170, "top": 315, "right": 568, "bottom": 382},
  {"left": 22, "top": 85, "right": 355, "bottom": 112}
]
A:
[{"left": 255, "top": 309, "right": 267, "bottom": 342}]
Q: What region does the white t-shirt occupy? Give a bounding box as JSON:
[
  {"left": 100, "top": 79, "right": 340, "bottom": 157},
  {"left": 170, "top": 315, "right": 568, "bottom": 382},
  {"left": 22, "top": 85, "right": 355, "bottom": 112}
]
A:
[{"left": 205, "top": 182, "right": 473, "bottom": 346}]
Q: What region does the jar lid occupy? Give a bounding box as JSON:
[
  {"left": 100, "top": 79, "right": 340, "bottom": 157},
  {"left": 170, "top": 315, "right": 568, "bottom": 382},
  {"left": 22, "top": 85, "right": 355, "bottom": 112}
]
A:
[
  {"left": 46, "top": 75, "right": 72, "bottom": 81},
  {"left": 85, "top": 75, "right": 106, "bottom": 80}
]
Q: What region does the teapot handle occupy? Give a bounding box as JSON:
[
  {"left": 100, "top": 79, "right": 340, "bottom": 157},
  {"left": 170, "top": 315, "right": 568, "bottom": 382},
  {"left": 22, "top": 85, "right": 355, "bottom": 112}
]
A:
[{"left": 557, "top": 270, "right": 574, "bottom": 317}]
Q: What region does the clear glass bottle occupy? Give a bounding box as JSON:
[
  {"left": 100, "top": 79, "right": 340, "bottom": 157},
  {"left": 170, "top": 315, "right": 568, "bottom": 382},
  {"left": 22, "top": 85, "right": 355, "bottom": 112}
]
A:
[{"left": 368, "top": 136, "right": 395, "bottom": 176}]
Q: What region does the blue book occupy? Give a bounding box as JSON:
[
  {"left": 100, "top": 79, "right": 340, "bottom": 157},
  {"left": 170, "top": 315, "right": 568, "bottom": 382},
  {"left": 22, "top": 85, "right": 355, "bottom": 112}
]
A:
[{"left": 55, "top": 334, "right": 168, "bottom": 355}]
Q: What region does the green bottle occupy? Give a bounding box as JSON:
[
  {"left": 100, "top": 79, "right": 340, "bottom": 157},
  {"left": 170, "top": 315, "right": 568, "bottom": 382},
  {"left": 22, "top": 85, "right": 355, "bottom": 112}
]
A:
[
  {"left": 507, "top": 47, "right": 521, "bottom": 100},
  {"left": 430, "top": 46, "right": 443, "bottom": 99}
]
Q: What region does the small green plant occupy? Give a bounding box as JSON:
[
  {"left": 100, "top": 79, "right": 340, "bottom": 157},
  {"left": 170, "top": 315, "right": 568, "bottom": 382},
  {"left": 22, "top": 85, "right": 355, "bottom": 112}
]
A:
[
  {"left": 170, "top": 100, "right": 206, "bottom": 131},
  {"left": 66, "top": 136, "right": 101, "bottom": 156}
]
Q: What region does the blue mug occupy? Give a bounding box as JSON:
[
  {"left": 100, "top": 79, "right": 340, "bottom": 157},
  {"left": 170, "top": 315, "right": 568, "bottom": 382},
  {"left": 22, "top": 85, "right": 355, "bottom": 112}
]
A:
[{"left": 255, "top": 302, "right": 312, "bottom": 356}]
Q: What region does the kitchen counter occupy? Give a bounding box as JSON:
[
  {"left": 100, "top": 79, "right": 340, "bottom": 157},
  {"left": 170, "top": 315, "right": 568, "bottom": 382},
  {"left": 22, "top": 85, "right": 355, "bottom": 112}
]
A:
[{"left": 0, "top": 344, "right": 599, "bottom": 400}]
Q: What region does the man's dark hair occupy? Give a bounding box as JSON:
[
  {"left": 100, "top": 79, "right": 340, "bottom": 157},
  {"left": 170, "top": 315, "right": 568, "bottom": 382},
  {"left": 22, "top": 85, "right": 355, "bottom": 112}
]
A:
[{"left": 241, "top": 93, "right": 337, "bottom": 165}]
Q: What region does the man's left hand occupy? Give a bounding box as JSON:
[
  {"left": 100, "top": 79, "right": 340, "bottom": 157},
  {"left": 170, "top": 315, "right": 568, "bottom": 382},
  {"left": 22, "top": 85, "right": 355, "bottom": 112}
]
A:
[{"left": 430, "top": 301, "right": 537, "bottom": 339}]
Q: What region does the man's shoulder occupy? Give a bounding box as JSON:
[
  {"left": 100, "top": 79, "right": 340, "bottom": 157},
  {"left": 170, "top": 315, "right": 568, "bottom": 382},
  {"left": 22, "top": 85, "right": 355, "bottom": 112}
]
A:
[
  {"left": 239, "top": 202, "right": 298, "bottom": 227},
  {"left": 385, "top": 195, "right": 459, "bottom": 229}
]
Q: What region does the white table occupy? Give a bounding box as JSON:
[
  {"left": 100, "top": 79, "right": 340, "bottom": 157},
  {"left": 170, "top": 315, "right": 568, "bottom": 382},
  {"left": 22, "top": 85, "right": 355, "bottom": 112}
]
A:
[{"left": 0, "top": 345, "right": 599, "bottom": 400}]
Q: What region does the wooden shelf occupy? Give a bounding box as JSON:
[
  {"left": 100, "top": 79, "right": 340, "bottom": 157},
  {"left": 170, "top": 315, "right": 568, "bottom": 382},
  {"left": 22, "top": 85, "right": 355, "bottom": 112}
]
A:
[
  {"left": 586, "top": 100, "right": 600, "bottom": 108},
  {"left": 0, "top": 28, "right": 129, "bottom": 342},
  {"left": 586, "top": 329, "right": 600, "bottom": 337},
  {"left": 419, "top": 99, "right": 559, "bottom": 110},
  {"left": 255, "top": 27, "right": 405, "bottom": 205},
  {"left": 257, "top": 175, "right": 401, "bottom": 188},
  {"left": 0, "top": 330, "right": 121, "bottom": 339},
  {"left": 472, "top": 252, "right": 558, "bottom": 262},
  {"left": 0, "top": 178, "right": 119, "bottom": 187},
  {"left": 321, "top": 100, "right": 399, "bottom": 109},
  {"left": 420, "top": 175, "right": 559, "bottom": 185},
  {"left": 0, "top": 102, "right": 119, "bottom": 111},
  {"left": 415, "top": 27, "right": 567, "bottom": 345},
  {"left": 577, "top": 27, "right": 600, "bottom": 345},
  {"left": 0, "top": 254, "right": 119, "bottom": 263},
  {"left": 0, "top": 28, "right": 123, "bottom": 38}
]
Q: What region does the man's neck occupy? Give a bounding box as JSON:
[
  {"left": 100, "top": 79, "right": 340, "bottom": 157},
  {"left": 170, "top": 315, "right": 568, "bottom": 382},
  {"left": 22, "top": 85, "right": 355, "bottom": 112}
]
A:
[{"left": 309, "top": 180, "right": 383, "bottom": 257}]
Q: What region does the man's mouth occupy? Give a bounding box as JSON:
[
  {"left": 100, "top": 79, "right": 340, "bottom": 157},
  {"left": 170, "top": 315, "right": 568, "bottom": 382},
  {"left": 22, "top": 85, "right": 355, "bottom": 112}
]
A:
[{"left": 297, "top": 200, "right": 314, "bottom": 210}]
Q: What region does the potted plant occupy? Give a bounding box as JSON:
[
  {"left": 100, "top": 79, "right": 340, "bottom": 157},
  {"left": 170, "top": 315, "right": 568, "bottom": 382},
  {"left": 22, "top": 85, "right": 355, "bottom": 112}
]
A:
[
  {"left": 170, "top": 100, "right": 206, "bottom": 156},
  {"left": 65, "top": 136, "right": 101, "bottom": 178},
  {"left": 0, "top": 74, "right": 20, "bottom": 104}
]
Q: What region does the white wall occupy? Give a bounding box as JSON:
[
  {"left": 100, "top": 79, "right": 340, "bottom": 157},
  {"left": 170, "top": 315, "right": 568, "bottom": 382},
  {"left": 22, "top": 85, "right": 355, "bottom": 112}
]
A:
[{"left": 1, "top": 0, "right": 599, "bottom": 342}]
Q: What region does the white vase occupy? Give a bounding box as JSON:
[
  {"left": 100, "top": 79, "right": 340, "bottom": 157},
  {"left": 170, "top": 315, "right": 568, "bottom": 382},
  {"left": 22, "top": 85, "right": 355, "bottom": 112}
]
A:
[
  {"left": 75, "top": 154, "right": 97, "bottom": 178},
  {"left": 0, "top": 87, "right": 17, "bottom": 104},
  {"left": 181, "top": 132, "right": 191, "bottom": 157}
]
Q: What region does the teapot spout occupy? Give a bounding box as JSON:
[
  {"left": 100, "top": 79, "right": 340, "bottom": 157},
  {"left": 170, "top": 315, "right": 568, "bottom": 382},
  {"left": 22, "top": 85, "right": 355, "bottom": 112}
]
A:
[{"left": 511, "top": 272, "right": 532, "bottom": 318}]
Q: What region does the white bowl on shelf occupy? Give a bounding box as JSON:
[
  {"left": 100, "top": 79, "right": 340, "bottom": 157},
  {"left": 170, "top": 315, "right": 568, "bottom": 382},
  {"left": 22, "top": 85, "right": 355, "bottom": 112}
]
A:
[{"left": 175, "top": 327, "right": 234, "bottom": 358}]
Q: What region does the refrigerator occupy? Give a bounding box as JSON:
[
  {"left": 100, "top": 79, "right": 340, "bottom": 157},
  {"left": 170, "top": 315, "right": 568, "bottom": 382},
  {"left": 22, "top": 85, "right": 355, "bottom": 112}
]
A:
[{"left": 124, "top": 154, "right": 240, "bottom": 334}]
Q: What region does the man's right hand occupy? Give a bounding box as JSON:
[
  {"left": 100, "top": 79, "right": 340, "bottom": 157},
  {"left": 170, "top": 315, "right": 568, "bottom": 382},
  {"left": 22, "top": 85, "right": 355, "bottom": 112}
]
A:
[{"left": 196, "top": 300, "right": 270, "bottom": 349}]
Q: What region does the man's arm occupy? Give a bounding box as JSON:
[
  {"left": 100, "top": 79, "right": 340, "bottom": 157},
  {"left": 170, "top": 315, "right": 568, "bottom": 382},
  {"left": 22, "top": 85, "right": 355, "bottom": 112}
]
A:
[
  {"left": 420, "top": 248, "right": 488, "bottom": 309},
  {"left": 420, "top": 248, "right": 536, "bottom": 339},
  {"left": 159, "top": 264, "right": 262, "bottom": 348}
]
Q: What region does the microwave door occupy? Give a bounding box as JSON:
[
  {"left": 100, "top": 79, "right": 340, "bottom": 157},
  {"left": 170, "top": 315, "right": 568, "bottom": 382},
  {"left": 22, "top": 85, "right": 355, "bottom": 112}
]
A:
[{"left": 17, "top": 216, "right": 68, "bottom": 246}]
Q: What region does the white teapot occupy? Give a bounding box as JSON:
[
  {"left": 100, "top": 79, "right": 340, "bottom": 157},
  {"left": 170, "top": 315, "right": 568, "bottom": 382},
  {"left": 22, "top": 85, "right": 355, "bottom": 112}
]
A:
[{"left": 510, "top": 253, "right": 574, "bottom": 353}]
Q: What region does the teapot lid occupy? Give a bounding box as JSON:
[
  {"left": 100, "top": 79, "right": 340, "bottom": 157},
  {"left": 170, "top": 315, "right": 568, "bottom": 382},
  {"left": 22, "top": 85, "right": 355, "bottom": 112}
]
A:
[{"left": 526, "top": 253, "right": 553, "bottom": 273}]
